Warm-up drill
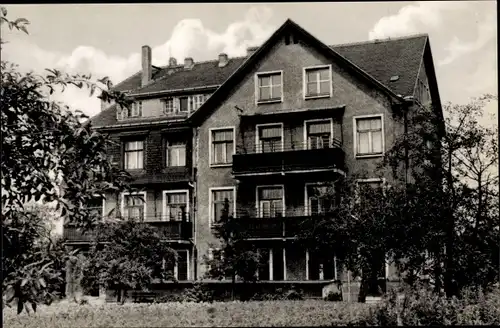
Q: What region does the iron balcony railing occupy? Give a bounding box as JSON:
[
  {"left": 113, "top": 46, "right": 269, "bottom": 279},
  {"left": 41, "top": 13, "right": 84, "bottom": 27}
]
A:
[
  {"left": 218, "top": 205, "right": 338, "bottom": 239},
  {"left": 233, "top": 139, "right": 345, "bottom": 175},
  {"left": 63, "top": 214, "right": 192, "bottom": 242},
  {"left": 236, "top": 139, "right": 343, "bottom": 154}
]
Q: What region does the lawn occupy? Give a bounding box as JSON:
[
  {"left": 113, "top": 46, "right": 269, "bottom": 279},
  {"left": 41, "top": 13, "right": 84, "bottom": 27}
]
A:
[{"left": 3, "top": 300, "right": 374, "bottom": 327}]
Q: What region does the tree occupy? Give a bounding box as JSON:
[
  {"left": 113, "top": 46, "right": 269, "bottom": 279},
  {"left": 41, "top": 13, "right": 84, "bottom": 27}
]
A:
[
  {"left": 204, "top": 199, "right": 261, "bottom": 301},
  {"left": 1, "top": 8, "right": 135, "bottom": 313},
  {"left": 80, "top": 219, "right": 176, "bottom": 304}
]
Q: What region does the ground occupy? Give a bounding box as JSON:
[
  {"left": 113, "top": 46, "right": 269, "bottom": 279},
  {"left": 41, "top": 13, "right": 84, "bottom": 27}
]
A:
[{"left": 3, "top": 299, "right": 373, "bottom": 327}]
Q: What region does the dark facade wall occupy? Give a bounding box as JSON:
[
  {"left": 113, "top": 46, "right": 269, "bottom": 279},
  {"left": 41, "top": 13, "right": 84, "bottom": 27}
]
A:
[{"left": 195, "top": 35, "right": 404, "bottom": 278}]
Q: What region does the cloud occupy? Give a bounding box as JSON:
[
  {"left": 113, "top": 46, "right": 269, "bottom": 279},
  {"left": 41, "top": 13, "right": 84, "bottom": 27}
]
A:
[
  {"left": 1, "top": 5, "right": 276, "bottom": 118},
  {"left": 438, "top": 13, "right": 496, "bottom": 66},
  {"left": 368, "top": 1, "right": 465, "bottom": 40}
]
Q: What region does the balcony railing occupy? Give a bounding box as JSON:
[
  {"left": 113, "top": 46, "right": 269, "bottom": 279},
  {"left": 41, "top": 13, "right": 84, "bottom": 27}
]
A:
[
  {"left": 63, "top": 214, "right": 192, "bottom": 242},
  {"left": 232, "top": 140, "right": 345, "bottom": 176},
  {"left": 226, "top": 205, "right": 337, "bottom": 239}
]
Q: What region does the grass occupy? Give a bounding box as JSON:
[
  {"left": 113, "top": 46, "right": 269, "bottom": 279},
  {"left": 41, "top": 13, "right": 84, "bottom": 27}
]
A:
[{"left": 3, "top": 300, "right": 374, "bottom": 327}]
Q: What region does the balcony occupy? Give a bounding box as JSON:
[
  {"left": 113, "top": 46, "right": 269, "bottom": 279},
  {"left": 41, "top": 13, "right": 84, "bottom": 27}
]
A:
[
  {"left": 129, "top": 167, "right": 193, "bottom": 185},
  {"left": 232, "top": 140, "right": 345, "bottom": 177},
  {"left": 232, "top": 206, "right": 336, "bottom": 239},
  {"left": 63, "top": 215, "right": 193, "bottom": 243}
]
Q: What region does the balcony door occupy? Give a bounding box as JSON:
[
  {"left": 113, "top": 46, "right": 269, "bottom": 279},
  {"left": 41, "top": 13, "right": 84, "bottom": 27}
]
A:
[
  {"left": 122, "top": 193, "right": 146, "bottom": 221},
  {"left": 306, "top": 184, "right": 334, "bottom": 215},
  {"left": 305, "top": 120, "right": 332, "bottom": 150},
  {"left": 163, "top": 190, "right": 189, "bottom": 221},
  {"left": 257, "top": 186, "right": 284, "bottom": 218},
  {"left": 256, "top": 124, "right": 283, "bottom": 153}
]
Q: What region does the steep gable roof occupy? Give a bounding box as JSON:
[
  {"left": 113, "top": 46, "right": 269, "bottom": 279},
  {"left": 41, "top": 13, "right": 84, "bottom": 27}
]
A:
[{"left": 91, "top": 20, "right": 429, "bottom": 129}]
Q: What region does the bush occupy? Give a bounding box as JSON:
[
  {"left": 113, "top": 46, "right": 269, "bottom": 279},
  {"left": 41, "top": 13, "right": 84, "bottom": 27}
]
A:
[
  {"left": 353, "top": 285, "right": 500, "bottom": 326},
  {"left": 154, "top": 283, "right": 214, "bottom": 303},
  {"left": 250, "top": 286, "right": 304, "bottom": 301}
]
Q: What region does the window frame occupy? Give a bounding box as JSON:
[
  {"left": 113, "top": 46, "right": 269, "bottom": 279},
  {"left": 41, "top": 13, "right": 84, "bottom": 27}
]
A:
[
  {"left": 353, "top": 114, "right": 385, "bottom": 158},
  {"left": 255, "top": 122, "right": 284, "bottom": 154},
  {"left": 303, "top": 118, "right": 334, "bottom": 150},
  {"left": 304, "top": 182, "right": 335, "bottom": 216},
  {"left": 165, "top": 140, "right": 187, "bottom": 167},
  {"left": 255, "top": 70, "right": 284, "bottom": 104},
  {"left": 163, "top": 249, "right": 190, "bottom": 281},
  {"left": 303, "top": 65, "right": 333, "bottom": 99},
  {"left": 130, "top": 101, "right": 143, "bottom": 117},
  {"left": 255, "top": 185, "right": 285, "bottom": 218},
  {"left": 120, "top": 191, "right": 147, "bottom": 221},
  {"left": 209, "top": 187, "right": 236, "bottom": 226},
  {"left": 162, "top": 189, "right": 189, "bottom": 222},
  {"left": 209, "top": 127, "right": 236, "bottom": 167},
  {"left": 123, "top": 140, "right": 145, "bottom": 170}
]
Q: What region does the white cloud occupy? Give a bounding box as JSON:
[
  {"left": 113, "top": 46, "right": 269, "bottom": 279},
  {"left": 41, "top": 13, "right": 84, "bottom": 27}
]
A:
[
  {"left": 1, "top": 5, "right": 276, "bottom": 118},
  {"left": 438, "top": 13, "right": 497, "bottom": 66},
  {"left": 368, "top": 1, "right": 465, "bottom": 40}
]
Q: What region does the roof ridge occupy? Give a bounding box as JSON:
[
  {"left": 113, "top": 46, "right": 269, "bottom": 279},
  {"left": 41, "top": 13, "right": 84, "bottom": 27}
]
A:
[{"left": 331, "top": 33, "right": 429, "bottom": 48}]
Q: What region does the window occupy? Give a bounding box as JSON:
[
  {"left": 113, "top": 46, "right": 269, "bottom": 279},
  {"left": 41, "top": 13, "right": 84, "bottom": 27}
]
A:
[
  {"left": 163, "top": 98, "right": 175, "bottom": 115},
  {"left": 356, "top": 179, "right": 384, "bottom": 204},
  {"left": 257, "top": 124, "right": 283, "bottom": 153},
  {"left": 304, "top": 66, "right": 331, "bottom": 98},
  {"left": 308, "top": 251, "right": 336, "bottom": 280},
  {"left": 257, "top": 186, "right": 284, "bottom": 218},
  {"left": 116, "top": 105, "right": 128, "bottom": 120},
  {"left": 179, "top": 96, "right": 189, "bottom": 113},
  {"left": 306, "top": 184, "right": 335, "bottom": 215},
  {"left": 190, "top": 94, "right": 207, "bottom": 112},
  {"left": 166, "top": 140, "right": 186, "bottom": 167},
  {"left": 86, "top": 196, "right": 105, "bottom": 219},
  {"left": 207, "top": 248, "right": 232, "bottom": 280},
  {"left": 256, "top": 71, "right": 282, "bottom": 102},
  {"left": 211, "top": 188, "right": 235, "bottom": 225},
  {"left": 163, "top": 250, "right": 189, "bottom": 281},
  {"left": 211, "top": 128, "right": 234, "bottom": 165},
  {"left": 305, "top": 120, "right": 332, "bottom": 149},
  {"left": 122, "top": 193, "right": 146, "bottom": 221},
  {"left": 257, "top": 248, "right": 271, "bottom": 280},
  {"left": 124, "top": 140, "right": 144, "bottom": 169},
  {"left": 129, "top": 102, "right": 142, "bottom": 117},
  {"left": 354, "top": 115, "right": 383, "bottom": 156},
  {"left": 163, "top": 190, "right": 188, "bottom": 221}
]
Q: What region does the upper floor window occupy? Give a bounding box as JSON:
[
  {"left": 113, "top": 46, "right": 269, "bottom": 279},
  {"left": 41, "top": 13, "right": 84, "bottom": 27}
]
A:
[
  {"left": 162, "top": 94, "right": 211, "bottom": 116},
  {"left": 124, "top": 140, "right": 144, "bottom": 170},
  {"left": 417, "top": 79, "right": 431, "bottom": 105},
  {"left": 256, "top": 71, "right": 282, "bottom": 103},
  {"left": 306, "top": 184, "right": 335, "bottom": 215},
  {"left": 257, "top": 186, "right": 284, "bottom": 218},
  {"left": 210, "top": 128, "right": 234, "bottom": 166},
  {"left": 354, "top": 115, "right": 384, "bottom": 157},
  {"left": 122, "top": 192, "right": 146, "bottom": 221},
  {"left": 130, "top": 102, "right": 143, "bottom": 117},
  {"left": 257, "top": 124, "right": 283, "bottom": 153},
  {"left": 304, "top": 66, "right": 332, "bottom": 98},
  {"left": 166, "top": 140, "right": 186, "bottom": 167},
  {"left": 163, "top": 190, "right": 188, "bottom": 221},
  {"left": 210, "top": 187, "right": 235, "bottom": 225},
  {"left": 305, "top": 120, "right": 332, "bottom": 149}
]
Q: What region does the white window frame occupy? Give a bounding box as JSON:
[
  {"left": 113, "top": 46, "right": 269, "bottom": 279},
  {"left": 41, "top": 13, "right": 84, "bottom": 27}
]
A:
[
  {"left": 123, "top": 140, "right": 145, "bottom": 170},
  {"left": 209, "top": 126, "right": 236, "bottom": 168},
  {"left": 162, "top": 189, "right": 189, "bottom": 222},
  {"left": 163, "top": 249, "right": 190, "bottom": 281},
  {"left": 209, "top": 187, "right": 237, "bottom": 226},
  {"left": 304, "top": 182, "right": 334, "bottom": 216},
  {"left": 163, "top": 97, "right": 175, "bottom": 115},
  {"left": 303, "top": 118, "right": 334, "bottom": 150},
  {"left": 255, "top": 123, "right": 284, "bottom": 153},
  {"left": 166, "top": 140, "right": 187, "bottom": 167},
  {"left": 256, "top": 248, "right": 274, "bottom": 281},
  {"left": 130, "top": 101, "right": 142, "bottom": 117},
  {"left": 255, "top": 70, "right": 284, "bottom": 104},
  {"left": 303, "top": 65, "right": 333, "bottom": 99},
  {"left": 305, "top": 249, "right": 339, "bottom": 281},
  {"left": 120, "top": 191, "right": 147, "bottom": 220},
  {"left": 255, "top": 185, "right": 285, "bottom": 218},
  {"left": 353, "top": 114, "right": 385, "bottom": 158}
]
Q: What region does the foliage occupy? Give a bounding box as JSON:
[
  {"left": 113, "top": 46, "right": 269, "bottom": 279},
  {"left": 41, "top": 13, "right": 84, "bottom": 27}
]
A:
[
  {"left": 1, "top": 7, "right": 135, "bottom": 313},
  {"left": 204, "top": 198, "right": 262, "bottom": 299},
  {"left": 80, "top": 219, "right": 176, "bottom": 304},
  {"left": 154, "top": 283, "right": 215, "bottom": 303},
  {"left": 3, "top": 300, "right": 374, "bottom": 327},
  {"left": 354, "top": 285, "right": 500, "bottom": 326},
  {"left": 250, "top": 286, "right": 305, "bottom": 301}
]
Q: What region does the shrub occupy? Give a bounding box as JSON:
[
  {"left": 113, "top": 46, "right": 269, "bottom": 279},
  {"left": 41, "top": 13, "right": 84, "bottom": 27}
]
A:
[
  {"left": 250, "top": 286, "right": 304, "bottom": 301},
  {"left": 154, "top": 283, "right": 214, "bottom": 303}
]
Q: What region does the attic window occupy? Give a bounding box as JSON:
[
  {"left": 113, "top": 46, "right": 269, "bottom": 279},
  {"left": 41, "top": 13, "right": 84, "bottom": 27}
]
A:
[{"left": 390, "top": 75, "right": 400, "bottom": 82}]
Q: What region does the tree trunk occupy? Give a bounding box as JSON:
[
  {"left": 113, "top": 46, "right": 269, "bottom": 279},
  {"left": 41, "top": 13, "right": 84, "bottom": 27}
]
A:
[{"left": 231, "top": 274, "right": 236, "bottom": 301}]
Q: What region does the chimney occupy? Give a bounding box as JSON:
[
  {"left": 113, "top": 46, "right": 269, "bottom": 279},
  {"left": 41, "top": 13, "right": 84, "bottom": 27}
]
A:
[
  {"left": 169, "top": 57, "right": 177, "bottom": 67},
  {"left": 247, "top": 46, "right": 259, "bottom": 57},
  {"left": 184, "top": 57, "right": 194, "bottom": 70},
  {"left": 218, "top": 53, "right": 228, "bottom": 67},
  {"left": 141, "top": 45, "right": 152, "bottom": 87}
]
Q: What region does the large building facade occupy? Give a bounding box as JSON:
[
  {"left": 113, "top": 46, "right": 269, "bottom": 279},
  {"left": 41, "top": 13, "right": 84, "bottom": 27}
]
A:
[{"left": 64, "top": 19, "right": 442, "bottom": 294}]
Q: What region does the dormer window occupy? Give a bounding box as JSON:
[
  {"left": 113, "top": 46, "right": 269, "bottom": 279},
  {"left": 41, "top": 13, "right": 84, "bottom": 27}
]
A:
[
  {"left": 162, "top": 94, "right": 211, "bottom": 116},
  {"left": 130, "top": 101, "right": 143, "bottom": 117}
]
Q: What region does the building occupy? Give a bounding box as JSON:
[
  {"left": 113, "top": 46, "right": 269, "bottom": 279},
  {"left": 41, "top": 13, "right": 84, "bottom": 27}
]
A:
[{"left": 64, "top": 19, "right": 443, "bottom": 298}]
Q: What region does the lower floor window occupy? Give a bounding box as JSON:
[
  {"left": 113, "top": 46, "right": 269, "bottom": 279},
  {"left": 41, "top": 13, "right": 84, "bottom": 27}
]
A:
[{"left": 163, "top": 250, "right": 189, "bottom": 281}]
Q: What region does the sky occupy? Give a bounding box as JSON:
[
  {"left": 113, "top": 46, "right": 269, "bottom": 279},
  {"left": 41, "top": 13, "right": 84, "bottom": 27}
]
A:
[{"left": 1, "top": 2, "right": 498, "bottom": 126}]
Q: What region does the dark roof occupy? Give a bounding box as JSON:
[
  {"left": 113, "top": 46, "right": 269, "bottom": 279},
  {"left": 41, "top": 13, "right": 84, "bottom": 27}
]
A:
[{"left": 92, "top": 21, "right": 428, "bottom": 129}]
